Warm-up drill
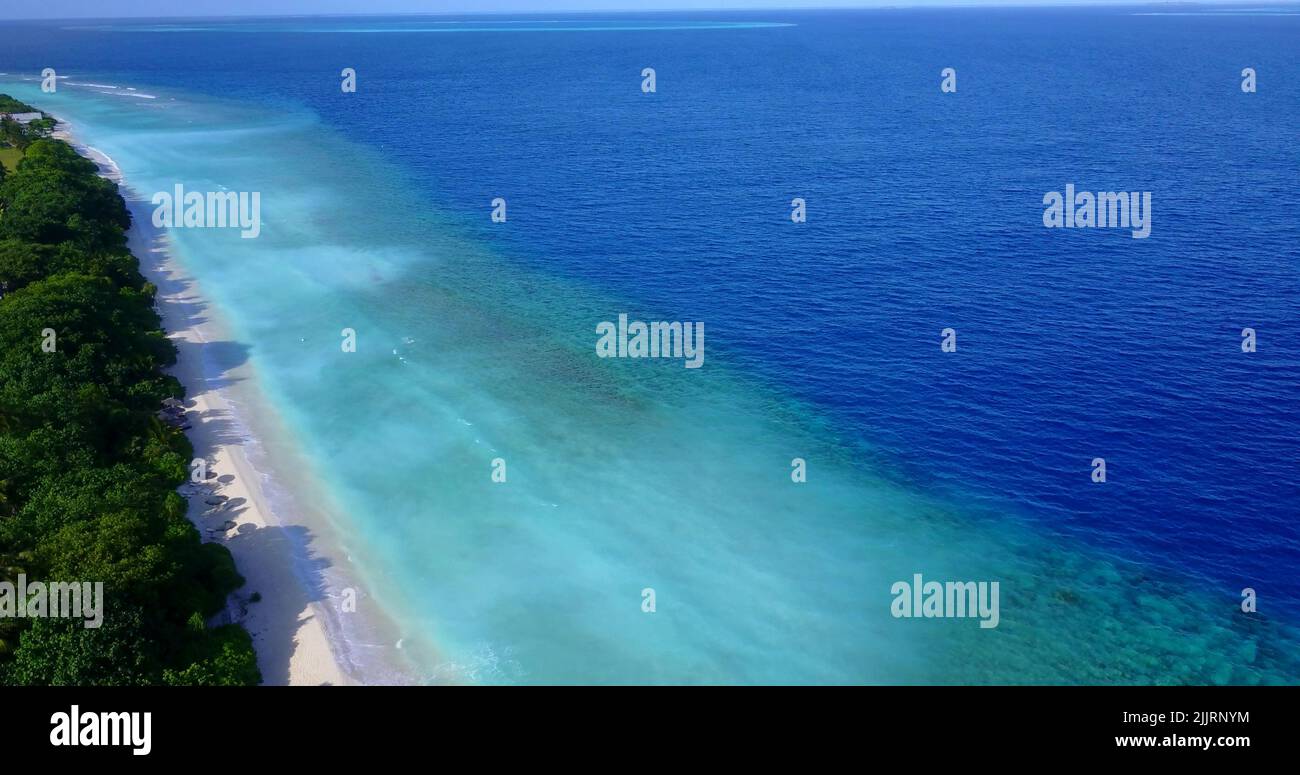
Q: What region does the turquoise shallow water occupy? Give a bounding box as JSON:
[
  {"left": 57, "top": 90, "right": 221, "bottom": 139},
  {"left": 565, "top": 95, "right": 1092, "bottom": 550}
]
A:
[{"left": 2, "top": 12, "right": 1297, "bottom": 682}]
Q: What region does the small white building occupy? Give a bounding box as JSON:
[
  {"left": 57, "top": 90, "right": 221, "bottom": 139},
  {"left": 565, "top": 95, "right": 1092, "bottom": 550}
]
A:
[{"left": 1, "top": 112, "right": 42, "bottom": 124}]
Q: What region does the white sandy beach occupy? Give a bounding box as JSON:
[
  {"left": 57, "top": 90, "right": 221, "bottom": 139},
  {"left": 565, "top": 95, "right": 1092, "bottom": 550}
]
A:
[{"left": 59, "top": 128, "right": 355, "bottom": 686}]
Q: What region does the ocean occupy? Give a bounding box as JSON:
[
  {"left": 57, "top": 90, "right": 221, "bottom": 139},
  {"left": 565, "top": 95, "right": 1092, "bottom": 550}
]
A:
[{"left": 1, "top": 6, "right": 1297, "bottom": 683}]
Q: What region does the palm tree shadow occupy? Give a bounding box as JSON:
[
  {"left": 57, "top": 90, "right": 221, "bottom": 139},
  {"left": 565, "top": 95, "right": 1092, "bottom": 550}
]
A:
[
  {"left": 117, "top": 187, "right": 335, "bottom": 685},
  {"left": 124, "top": 193, "right": 253, "bottom": 397},
  {"left": 223, "top": 522, "right": 336, "bottom": 686}
]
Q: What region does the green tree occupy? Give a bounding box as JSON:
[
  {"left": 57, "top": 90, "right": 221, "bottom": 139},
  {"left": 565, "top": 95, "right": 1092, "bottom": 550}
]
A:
[{"left": 0, "top": 135, "right": 259, "bottom": 686}]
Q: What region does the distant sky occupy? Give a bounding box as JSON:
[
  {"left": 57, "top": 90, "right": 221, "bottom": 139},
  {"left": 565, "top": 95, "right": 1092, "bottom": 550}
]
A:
[{"left": 0, "top": 0, "right": 1281, "bottom": 22}]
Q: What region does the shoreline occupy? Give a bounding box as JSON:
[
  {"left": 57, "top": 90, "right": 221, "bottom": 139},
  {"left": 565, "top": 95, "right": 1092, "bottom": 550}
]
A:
[
  {"left": 22, "top": 75, "right": 1300, "bottom": 684},
  {"left": 57, "top": 126, "right": 359, "bottom": 686}
]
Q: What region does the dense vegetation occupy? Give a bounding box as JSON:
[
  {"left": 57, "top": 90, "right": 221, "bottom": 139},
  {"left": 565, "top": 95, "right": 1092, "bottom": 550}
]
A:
[
  {"left": 0, "top": 96, "right": 57, "bottom": 153},
  {"left": 0, "top": 101, "right": 260, "bottom": 685},
  {"left": 0, "top": 95, "right": 38, "bottom": 112}
]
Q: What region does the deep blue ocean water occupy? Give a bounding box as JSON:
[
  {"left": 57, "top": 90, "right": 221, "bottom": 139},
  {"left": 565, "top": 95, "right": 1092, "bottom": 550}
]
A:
[{"left": 2, "top": 7, "right": 1297, "bottom": 683}]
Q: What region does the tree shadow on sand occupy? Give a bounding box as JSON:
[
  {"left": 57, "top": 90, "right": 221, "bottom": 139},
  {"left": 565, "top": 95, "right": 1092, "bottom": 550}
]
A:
[
  {"left": 227, "top": 523, "right": 337, "bottom": 686},
  {"left": 130, "top": 200, "right": 254, "bottom": 397},
  {"left": 190, "top": 490, "right": 339, "bottom": 685},
  {"left": 124, "top": 196, "right": 341, "bottom": 685}
]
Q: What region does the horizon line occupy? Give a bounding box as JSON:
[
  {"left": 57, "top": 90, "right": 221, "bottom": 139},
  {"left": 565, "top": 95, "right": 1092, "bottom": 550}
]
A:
[{"left": 4, "top": 1, "right": 1299, "bottom": 24}]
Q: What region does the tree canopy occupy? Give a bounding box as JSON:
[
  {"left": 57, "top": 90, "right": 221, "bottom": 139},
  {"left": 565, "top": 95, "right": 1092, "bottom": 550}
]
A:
[{"left": 0, "top": 129, "right": 259, "bottom": 685}]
